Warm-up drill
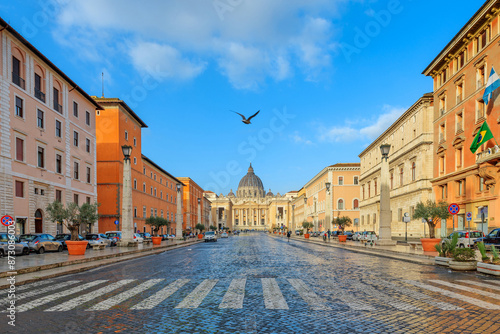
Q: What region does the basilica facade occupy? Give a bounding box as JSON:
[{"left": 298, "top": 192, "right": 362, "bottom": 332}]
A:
[{"left": 205, "top": 164, "right": 296, "bottom": 231}]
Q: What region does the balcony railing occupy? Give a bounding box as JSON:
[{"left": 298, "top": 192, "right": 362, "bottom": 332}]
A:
[
  {"left": 456, "top": 124, "right": 463, "bottom": 133},
  {"left": 476, "top": 145, "right": 500, "bottom": 163},
  {"left": 12, "top": 72, "right": 25, "bottom": 89},
  {"left": 53, "top": 102, "right": 63, "bottom": 114},
  {"left": 35, "top": 89, "right": 46, "bottom": 102}
]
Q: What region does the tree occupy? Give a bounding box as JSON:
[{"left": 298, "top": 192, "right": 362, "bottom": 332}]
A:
[
  {"left": 145, "top": 216, "right": 170, "bottom": 236},
  {"left": 195, "top": 223, "right": 206, "bottom": 234},
  {"left": 302, "top": 221, "right": 314, "bottom": 233},
  {"left": 333, "top": 214, "right": 352, "bottom": 232},
  {"left": 412, "top": 200, "right": 450, "bottom": 238},
  {"left": 209, "top": 225, "right": 217, "bottom": 231},
  {"left": 46, "top": 201, "right": 100, "bottom": 241}
]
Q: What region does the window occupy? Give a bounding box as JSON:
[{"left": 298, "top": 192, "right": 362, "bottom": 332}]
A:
[
  {"left": 353, "top": 199, "right": 359, "bottom": 209},
  {"left": 55, "top": 120, "right": 62, "bottom": 138},
  {"left": 390, "top": 172, "right": 394, "bottom": 189},
  {"left": 134, "top": 207, "right": 137, "bottom": 218},
  {"left": 150, "top": 186, "right": 153, "bottom": 195},
  {"left": 479, "top": 176, "right": 485, "bottom": 192},
  {"left": 456, "top": 148, "right": 463, "bottom": 168},
  {"left": 37, "top": 109, "right": 44, "bottom": 128},
  {"left": 143, "top": 206, "right": 147, "bottom": 218},
  {"left": 56, "top": 154, "right": 62, "bottom": 174},
  {"left": 368, "top": 182, "right": 371, "bottom": 197},
  {"left": 53, "top": 87, "right": 61, "bottom": 113},
  {"left": 143, "top": 183, "right": 146, "bottom": 192},
  {"left": 439, "top": 95, "right": 446, "bottom": 115},
  {"left": 15, "top": 96, "right": 23, "bottom": 117},
  {"left": 411, "top": 162, "right": 416, "bottom": 181},
  {"left": 125, "top": 131, "right": 128, "bottom": 141},
  {"left": 12, "top": 56, "right": 25, "bottom": 89},
  {"left": 15, "top": 137, "right": 24, "bottom": 161},
  {"left": 15, "top": 181, "right": 24, "bottom": 197},
  {"left": 73, "top": 102, "right": 78, "bottom": 117},
  {"left": 154, "top": 188, "right": 157, "bottom": 196},
  {"left": 133, "top": 137, "right": 137, "bottom": 146},
  {"left": 439, "top": 123, "right": 445, "bottom": 142},
  {"left": 439, "top": 155, "right": 445, "bottom": 174},
  {"left": 477, "top": 66, "right": 485, "bottom": 88},
  {"left": 151, "top": 208, "right": 154, "bottom": 217},
  {"left": 133, "top": 157, "right": 137, "bottom": 165},
  {"left": 55, "top": 189, "right": 62, "bottom": 202},
  {"left": 441, "top": 184, "right": 447, "bottom": 199},
  {"left": 338, "top": 199, "right": 344, "bottom": 210},
  {"left": 456, "top": 111, "right": 463, "bottom": 133},
  {"left": 338, "top": 176, "right": 344, "bottom": 185},
  {"left": 362, "top": 185, "right": 365, "bottom": 199},
  {"left": 458, "top": 50, "right": 466, "bottom": 69},
  {"left": 74, "top": 131, "right": 79, "bottom": 147},
  {"left": 86, "top": 197, "right": 91, "bottom": 204},
  {"left": 74, "top": 194, "right": 79, "bottom": 204},
  {"left": 457, "top": 179, "right": 465, "bottom": 196},
  {"left": 86, "top": 167, "right": 91, "bottom": 183},
  {"left": 85, "top": 111, "right": 91, "bottom": 126},
  {"left": 399, "top": 167, "right": 404, "bottom": 186},
  {"left": 476, "top": 99, "right": 485, "bottom": 120},
  {"left": 154, "top": 174, "right": 156, "bottom": 181},
  {"left": 34, "top": 73, "right": 45, "bottom": 102},
  {"left": 160, "top": 191, "right": 163, "bottom": 199},
  {"left": 143, "top": 167, "right": 146, "bottom": 174},
  {"left": 456, "top": 82, "right": 463, "bottom": 104},
  {"left": 74, "top": 161, "right": 79, "bottom": 179},
  {"left": 353, "top": 176, "right": 358, "bottom": 185},
  {"left": 37, "top": 146, "right": 45, "bottom": 168},
  {"left": 86, "top": 138, "right": 91, "bottom": 153},
  {"left": 133, "top": 179, "right": 137, "bottom": 189}
]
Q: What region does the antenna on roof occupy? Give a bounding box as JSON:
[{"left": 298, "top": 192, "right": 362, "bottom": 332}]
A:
[{"left": 101, "top": 72, "right": 104, "bottom": 98}]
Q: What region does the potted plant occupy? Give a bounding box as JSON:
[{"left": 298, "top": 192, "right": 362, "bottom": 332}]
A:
[
  {"left": 434, "top": 232, "right": 458, "bottom": 266},
  {"left": 146, "top": 216, "right": 170, "bottom": 245},
  {"left": 477, "top": 243, "right": 500, "bottom": 276},
  {"left": 449, "top": 247, "right": 477, "bottom": 271},
  {"left": 333, "top": 215, "right": 352, "bottom": 242},
  {"left": 195, "top": 223, "right": 206, "bottom": 239},
  {"left": 413, "top": 200, "right": 450, "bottom": 252},
  {"left": 46, "top": 201, "right": 99, "bottom": 255},
  {"left": 302, "top": 221, "right": 314, "bottom": 238},
  {"left": 210, "top": 225, "right": 217, "bottom": 231}
]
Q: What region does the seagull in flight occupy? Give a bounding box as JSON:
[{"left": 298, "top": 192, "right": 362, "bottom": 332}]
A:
[{"left": 231, "top": 110, "right": 260, "bottom": 124}]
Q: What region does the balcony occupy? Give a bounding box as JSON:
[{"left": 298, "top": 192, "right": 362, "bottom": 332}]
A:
[
  {"left": 12, "top": 72, "right": 25, "bottom": 89},
  {"left": 476, "top": 145, "right": 500, "bottom": 164},
  {"left": 35, "top": 89, "right": 46, "bottom": 102},
  {"left": 53, "top": 102, "right": 63, "bottom": 114}
]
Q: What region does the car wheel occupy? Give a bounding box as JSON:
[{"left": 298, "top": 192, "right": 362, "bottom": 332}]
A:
[
  {"left": 58, "top": 245, "right": 63, "bottom": 252},
  {"left": 22, "top": 248, "right": 30, "bottom": 256},
  {"left": 38, "top": 247, "right": 45, "bottom": 254},
  {"left": 459, "top": 244, "right": 465, "bottom": 248},
  {"left": 87, "top": 243, "right": 91, "bottom": 249}
]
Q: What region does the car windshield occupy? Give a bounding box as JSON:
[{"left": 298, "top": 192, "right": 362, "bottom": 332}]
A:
[
  {"left": 55, "top": 234, "right": 69, "bottom": 240},
  {"left": 20, "top": 234, "right": 36, "bottom": 241},
  {"left": 205, "top": 232, "right": 215, "bottom": 236},
  {"left": 86, "top": 235, "right": 98, "bottom": 240},
  {"left": 106, "top": 233, "right": 120, "bottom": 237}
]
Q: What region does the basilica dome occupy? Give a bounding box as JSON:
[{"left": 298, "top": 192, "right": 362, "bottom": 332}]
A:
[{"left": 236, "top": 164, "right": 265, "bottom": 198}]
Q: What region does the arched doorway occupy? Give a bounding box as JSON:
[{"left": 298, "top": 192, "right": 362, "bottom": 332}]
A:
[{"left": 35, "top": 209, "right": 43, "bottom": 233}]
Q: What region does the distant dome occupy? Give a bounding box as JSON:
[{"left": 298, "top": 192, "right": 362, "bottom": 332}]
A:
[
  {"left": 237, "top": 164, "right": 265, "bottom": 198},
  {"left": 266, "top": 189, "right": 274, "bottom": 197},
  {"left": 228, "top": 189, "right": 235, "bottom": 197}
]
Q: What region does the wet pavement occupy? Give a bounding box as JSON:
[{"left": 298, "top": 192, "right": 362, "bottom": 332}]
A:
[{"left": 1, "top": 233, "right": 499, "bottom": 333}]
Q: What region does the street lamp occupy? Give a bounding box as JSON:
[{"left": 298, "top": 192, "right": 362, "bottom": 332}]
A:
[
  {"left": 119, "top": 145, "right": 134, "bottom": 246},
  {"left": 325, "top": 181, "right": 331, "bottom": 231},
  {"left": 197, "top": 198, "right": 201, "bottom": 231},
  {"left": 377, "top": 144, "right": 396, "bottom": 246},
  {"left": 325, "top": 182, "right": 331, "bottom": 194},
  {"left": 176, "top": 183, "right": 183, "bottom": 239}
]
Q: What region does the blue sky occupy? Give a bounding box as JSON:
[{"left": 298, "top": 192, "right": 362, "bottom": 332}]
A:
[{"left": 1, "top": 0, "right": 483, "bottom": 195}]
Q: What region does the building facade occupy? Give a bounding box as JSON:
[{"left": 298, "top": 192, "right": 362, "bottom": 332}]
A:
[
  {"left": 0, "top": 18, "right": 100, "bottom": 235},
  {"left": 94, "top": 97, "right": 181, "bottom": 235},
  {"left": 303, "top": 163, "right": 360, "bottom": 233},
  {"left": 177, "top": 177, "right": 205, "bottom": 232},
  {"left": 359, "top": 94, "right": 435, "bottom": 238},
  {"left": 423, "top": 0, "right": 500, "bottom": 235},
  {"left": 290, "top": 188, "right": 306, "bottom": 232}
]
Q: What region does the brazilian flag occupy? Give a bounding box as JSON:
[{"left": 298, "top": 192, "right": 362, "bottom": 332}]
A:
[{"left": 470, "top": 122, "right": 494, "bottom": 153}]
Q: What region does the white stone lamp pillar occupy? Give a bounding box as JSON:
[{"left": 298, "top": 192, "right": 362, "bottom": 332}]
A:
[
  {"left": 377, "top": 144, "right": 396, "bottom": 246},
  {"left": 325, "top": 182, "right": 331, "bottom": 231},
  {"left": 118, "top": 145, "right": 135, "bottom": 247},
  {"left": 176, "top": 183, "right": 183, "bottom": 239},
  {"left": 197, "top": 198, "right": 201, "bottom": 228}
]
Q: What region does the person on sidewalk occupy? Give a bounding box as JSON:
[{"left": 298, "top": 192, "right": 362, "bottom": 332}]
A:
[
  {"left": 287, "top": 230, "right": 291, "bottom": 242},
  {"left": 327, "top": 229, "right": 331, "bottom": 242}
]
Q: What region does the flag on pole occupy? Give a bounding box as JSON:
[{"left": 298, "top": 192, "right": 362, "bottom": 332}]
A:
[
  {"left": 483, "top": 66, "right": 500, "bottom": 105},
  {"left": 470, "top": 121, "right": 494, "bottom": 153}
]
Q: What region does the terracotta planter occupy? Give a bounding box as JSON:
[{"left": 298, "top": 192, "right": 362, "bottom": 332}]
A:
[
  {"left": 66, "top": 240, "right": 88, "bottom": 255},
  {"left": 197, "top": 234, "right": 204, "bottom": 239},
  {"left": 477, "top": 262, "right": 500, "bottom": 276},
  {"left": 338, "top": 235, "right": 347, "bottom": 242},
  {"left": 435, "top": 256, "right": 451, "bottom": 266},
  {"left": 304, "top": 234, "right": 310, "bottom": 239},
  {"left": 152, "top": 236, "right": 162, "bottom": 245},
  {"left": 420, "top": 238, "right": 441, "bottom": 252},
  {"left": 449, "top": 260, "right": 477, "bottom": 271}
]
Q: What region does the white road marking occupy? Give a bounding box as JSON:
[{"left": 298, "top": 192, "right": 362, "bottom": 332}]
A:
[
  {"left": 322, "top": 280, "right": 375, "bottom": 311},
  {"left": 17, "top": 280, "right": 107, "bottom": 312},
  {"left": 88, "top": 279, "right": 163, "bottom": 311},
  {"left": 220, "top": 278, "right": 246, "bottom": 309},
  {"left": 0, "top": 280, "right": 80, "bottom": 306},
  {"left": 374, "top": 280, "right": 461, "bottom": 310},
  {"left": 407, "top": 280, "right": 500, "bottom": 310},
  {"left": 288, "top": 279, "right": 331, "bottom": 310},
  {"left": 430, "top": 280, "right": 500, "bottom": 299},
  {"left": 131, "top": 279, "right": 190, "bottom": 310},
  {"left": 175, "top": 279, "right": 219, "bottom": 309},
  {"left": 46, "top": 279, "right": 136, "bottom": 311},
  {"left": 486, "top": 280, "right": 500, "bottom": 286},
  {"left": 16, "top": 279, "right": 56, "bottom": 292},
  {"left": 459, "top": 280, "right": 500, "bottom": 292},
  {"left": 262, "top": 278, "right": 288, "bottom": 310},
  {"left": 352, "top": 281, "right": 420, "bottom": 310}
]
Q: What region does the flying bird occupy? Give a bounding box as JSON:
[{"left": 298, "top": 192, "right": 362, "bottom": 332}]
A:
[{"left": 231, "top": 110, "right": 260, "bottom": 124}]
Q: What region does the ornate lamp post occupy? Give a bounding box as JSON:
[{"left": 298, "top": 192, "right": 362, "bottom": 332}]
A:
[
  {"left": 377, "top": 144, "right": 396, "bottom": 246},
  {"left": 304, "top": 196, "right": 307, "bottom": 232},
  {"left": 197, "top": 197, "right": 201, "bottom": 228},
  {"left": 325, "top": 182, "right": 331, "bottom": 232},
  {"left": 176, "top": 183, "right": 183, "bottom": 239},
  {"left": 118, "top": 145, "right": 134, "bottom": 247}
]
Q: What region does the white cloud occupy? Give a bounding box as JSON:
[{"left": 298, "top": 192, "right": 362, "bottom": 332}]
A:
[
  {"left": 291, "top": 132, "right": 313, "bottom": 145},
  {"left": 359, "top": 105, "right": 406, "bottom": 139}
]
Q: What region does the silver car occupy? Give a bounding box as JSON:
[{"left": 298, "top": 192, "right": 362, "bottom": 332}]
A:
[
  {"left": 0, "top": 233, "right": 30, "bottom": 257},
  {"left": 85, "top": 234, "right": 108, "bottom": 247},
  {"left": 19, "top": 233, "right": 63, "bottom": 254},
  {"left": 204, "top": 231, "right": 217, "bottom": 242}
]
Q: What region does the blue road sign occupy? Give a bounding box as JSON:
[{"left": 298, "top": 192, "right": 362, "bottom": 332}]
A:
[{"left": 114, "top": 220, "right": 119, "bottom": 225}]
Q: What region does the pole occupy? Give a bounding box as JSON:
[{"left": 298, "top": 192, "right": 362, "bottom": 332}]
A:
[
  {"left": 405, "top": 222, "right": 407, "bottom": 242},
  {"left": 468, "top": 218, "right": 471, "bottom": 248},
  {"left": 452, "top": 215, "right": 455, "bottom": 232}
]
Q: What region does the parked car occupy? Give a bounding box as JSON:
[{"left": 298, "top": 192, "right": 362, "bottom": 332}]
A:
[
  {"left": 474, "top": 228, "right": 500, "bottom": 248},
  {"left": 133, "top": 233, "right": 144, "bottom": 243},
  {"left": 0, "top": 233, "right": 30, "bottom": 256},
  {"left": 160, "top": 234, "right": 168, "bottom": 240},
  {"left": 352, "top": 232, "right": 362, "bottom": 241},
  {"left": 220, "top": 232, "right": 228, "bottom": 238},
  {"left": 54, "top": 234, "right": 85, "bottom": 249},
  {"left": 204, "top": 231, "right": 217, "bottom": 242},
  {"left": 442, "top": 230, "right": 484, "bottom": 248},
  {"left": 344, "top": 231, "right": 354, "bottom": 240},
  {"left": 19, "top": 234, "right": 63, "bottom": 254},
  {"left": 359, "top": 231, "right": 378, "bottom": 242},
  {"left": 105, "top": 231, "right": 122, "bottom": 243},
  {"left": 138, "top": 232, "right": 152, "bottom": 241},
  {"left": 85, "top": 234, "right": 109, "bottom": 247},
  {"left": 295, "top": 230, "right": 301, "bottom": 236}
]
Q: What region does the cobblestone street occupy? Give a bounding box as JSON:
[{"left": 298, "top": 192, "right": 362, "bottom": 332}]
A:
[{"left": 2, "top": 234, "right": 500, "bottom": 333}]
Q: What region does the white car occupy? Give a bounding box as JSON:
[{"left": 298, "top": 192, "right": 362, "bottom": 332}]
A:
[
  {"left": 359, "top": 231, "right": 378, "bottom": 242},
  {"left": 220, "top": 232, "right": 228, "bottom": 238},
  {"left": 133, "top": 233, "right": 144, "bottom": 243},
  {"left": 204, "top": 231, "right": 217, "bottom": 242},
  {"left": 352, "top": 232, "right": 362, "bottom": 241},
  {"left": 442, "top": 230, "right": 484, "bottom": 248}
]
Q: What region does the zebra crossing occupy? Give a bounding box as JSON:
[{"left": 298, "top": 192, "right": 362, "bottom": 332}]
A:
[{"left": 7, "top": 277, "right": 500, "bottom": 313}]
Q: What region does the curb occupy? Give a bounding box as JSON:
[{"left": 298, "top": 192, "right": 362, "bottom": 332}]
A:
[
  {"left": 0, "top": 240, "right": 202, "bottom": 289},
  {"left": 269, "top": 234, "right": 435, "bottom": 265}
]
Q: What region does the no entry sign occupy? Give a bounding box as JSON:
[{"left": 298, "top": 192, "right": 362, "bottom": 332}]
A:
[
  {"left": 448, "top": 203, "right": 460, "bottom": 215},
  {"left": 1, "top": 215, "right": 14, "bottom": 227}
]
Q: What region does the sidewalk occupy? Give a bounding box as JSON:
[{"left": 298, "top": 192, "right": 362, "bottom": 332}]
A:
[
  {"left": 0, "top": 239, "right": 202, "bottom": 289},
  {"left": 271, "top": 234, "right": 438, "bottom": 265}
]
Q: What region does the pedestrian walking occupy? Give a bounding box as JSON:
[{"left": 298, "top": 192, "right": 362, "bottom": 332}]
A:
[
  {"left": 327, "top": 229, "right": 331, "bottom": 241},
  {"left": 287, "top": 230, "right": 291, "bottom": 242}
]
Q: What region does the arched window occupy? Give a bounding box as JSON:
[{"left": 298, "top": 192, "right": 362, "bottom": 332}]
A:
[
  {"left": 338, "top": 199, "right": 344, "bottom": 210},
  {"left": 353, "top": 199, "right": 359, "bottom": 209},
  {"left": 400, "top": 167, "right": 404, "bottom": 186},
  {"left": 374, "top": 179, "right": 378, "bottom": 195},
  {"left": 411, "top": 162, "right": 416, "bottom": 181},
  {"left": 390, "top": 172, "right": 394, "bottom": 189}
]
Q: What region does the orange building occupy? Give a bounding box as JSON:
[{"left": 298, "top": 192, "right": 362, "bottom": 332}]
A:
[
  {"left": 177, "top": 177, "right": 205, "bottom": 232},
  {"left": 94, "top": 97, "right": 182, "bottom": 235},
  {"left": 423, "top": 0, "right": 500, "bottom": 236}
]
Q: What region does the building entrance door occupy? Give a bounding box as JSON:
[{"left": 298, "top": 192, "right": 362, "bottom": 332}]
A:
[
  {"left": 457, "top": 215, "right": 465, "bottom": 230},
  {"left": 35, "top": 209, "right": 43, "bottom": 233}
]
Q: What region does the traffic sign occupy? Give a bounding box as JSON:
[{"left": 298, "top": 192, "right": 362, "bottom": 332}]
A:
[
  {"left": 403, "top": 216, "right": 411, "bottom": 223},
  {"left": 448, "top": 203, "right": 460, "bottom": 215},
  {"left": 1, "top": 215, "right": 14, "bottom": 227},
  {"left": 114, "top": 220, "right": 119, "bottom": 225}
]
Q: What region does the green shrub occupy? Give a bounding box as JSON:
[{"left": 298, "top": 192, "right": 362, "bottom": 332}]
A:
[
  {"left": 491, "top": 245, "right": 499, "bottom": 261},
  {"left": 434, "top": 243, "right": 444, "bottom": 257},
  {"left": 452, "top": 248, "right": 476, "bottom": 262},
  {"left": 477, "top": 242, "right": 489, "bottom": 262}
]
